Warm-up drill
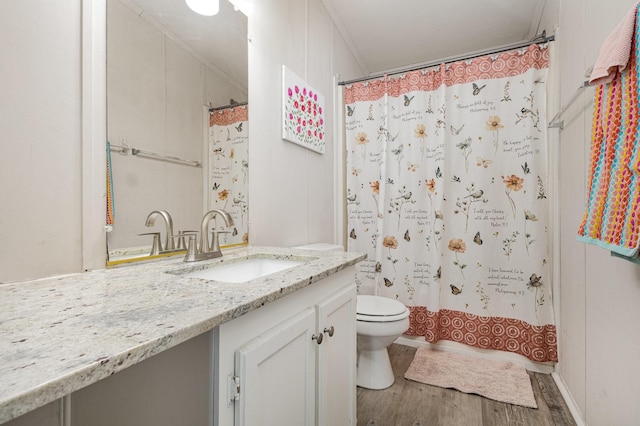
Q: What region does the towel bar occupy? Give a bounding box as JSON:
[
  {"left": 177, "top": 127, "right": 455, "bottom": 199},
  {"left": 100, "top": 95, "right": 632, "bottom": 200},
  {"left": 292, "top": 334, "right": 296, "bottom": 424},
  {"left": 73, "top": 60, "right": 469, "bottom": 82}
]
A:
[
  {"left": 107, "top": 143, "right": 201, "bottom": 167},
  {"left": 548, "top": 81, "right": 591, "bottom": 129},
  {"left": 131, "top": 148, "right": 202, "bottom": 168}
]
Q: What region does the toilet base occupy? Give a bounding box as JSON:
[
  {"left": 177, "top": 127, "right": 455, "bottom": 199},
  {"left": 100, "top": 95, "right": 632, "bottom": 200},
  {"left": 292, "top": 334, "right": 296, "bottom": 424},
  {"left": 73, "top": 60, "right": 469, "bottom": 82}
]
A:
[{"left": 356, "top": 347, "right": 395, "bottom": 390}]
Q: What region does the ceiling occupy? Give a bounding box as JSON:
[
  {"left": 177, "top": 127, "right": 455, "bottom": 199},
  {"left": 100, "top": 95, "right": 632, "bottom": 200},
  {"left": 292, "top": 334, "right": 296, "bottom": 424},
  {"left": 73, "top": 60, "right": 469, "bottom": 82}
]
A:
[
  {"left": 119, "top": 0, "right": 248, "bottom": 94},
  {"left": 118, "top": 0, "right": 548, "bottom": 88},
  {"left": 322, "top": 0, "right": 549, "bottom": 76}
]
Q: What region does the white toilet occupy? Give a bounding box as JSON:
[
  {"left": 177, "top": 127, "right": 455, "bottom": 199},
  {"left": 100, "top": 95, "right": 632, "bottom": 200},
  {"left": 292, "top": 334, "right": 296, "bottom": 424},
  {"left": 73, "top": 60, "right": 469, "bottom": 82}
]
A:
[
  {"left": 292, "top": 244, "right": 410, "bottom": 390},
  {"left": 356, "top": 295, "right": 410, "bottom": 390}
]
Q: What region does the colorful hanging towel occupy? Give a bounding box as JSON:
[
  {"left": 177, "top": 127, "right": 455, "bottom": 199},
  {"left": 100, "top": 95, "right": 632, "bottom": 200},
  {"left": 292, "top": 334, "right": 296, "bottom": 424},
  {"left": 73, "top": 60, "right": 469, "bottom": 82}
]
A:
[
  {"left": 106, "top": 141, "right": 115, "bottom": 225},
  {"left": 578, "top": 3, "right": 640, "bottom": 257},
  {"left": 589, "top": 1, "right": 640, "bottom": 86}
]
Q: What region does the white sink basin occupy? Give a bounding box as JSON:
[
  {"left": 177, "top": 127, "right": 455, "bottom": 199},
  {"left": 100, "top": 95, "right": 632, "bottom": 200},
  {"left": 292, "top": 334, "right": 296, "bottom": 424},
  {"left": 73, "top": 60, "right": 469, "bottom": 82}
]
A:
[{"left": 184, "top": 257, "right": 306, "bottom": 283}]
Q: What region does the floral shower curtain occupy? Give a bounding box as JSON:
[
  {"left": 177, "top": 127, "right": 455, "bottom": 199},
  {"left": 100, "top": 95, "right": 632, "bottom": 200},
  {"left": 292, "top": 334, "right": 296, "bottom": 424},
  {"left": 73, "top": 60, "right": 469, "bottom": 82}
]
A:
[
  {"left": 345, "top": 44, "right": 557, "bottom": 363},
  {"left": 209, "top": 105, "right": 249, "bottom": 246}
]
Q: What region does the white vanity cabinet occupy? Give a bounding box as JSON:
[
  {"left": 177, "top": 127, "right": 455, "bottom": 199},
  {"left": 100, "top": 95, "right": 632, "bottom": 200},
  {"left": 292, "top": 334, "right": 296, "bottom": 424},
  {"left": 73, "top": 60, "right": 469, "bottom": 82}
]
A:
[
  {"left": 0, "top": 253, "right": 363, "bottom": 426},
  {"left": 214, "top": 267, "right": 357, "bottom": 426}
]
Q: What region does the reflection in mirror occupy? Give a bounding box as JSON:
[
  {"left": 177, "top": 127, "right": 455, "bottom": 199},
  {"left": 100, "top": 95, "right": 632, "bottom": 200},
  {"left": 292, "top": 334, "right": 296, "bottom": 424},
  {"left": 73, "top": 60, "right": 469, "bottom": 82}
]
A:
[
  {"left": 106, "top": 0, "right": 248, "bottom": 264},
  {"left": 208, "top": 103, "right": 249, "bottom": 247}
]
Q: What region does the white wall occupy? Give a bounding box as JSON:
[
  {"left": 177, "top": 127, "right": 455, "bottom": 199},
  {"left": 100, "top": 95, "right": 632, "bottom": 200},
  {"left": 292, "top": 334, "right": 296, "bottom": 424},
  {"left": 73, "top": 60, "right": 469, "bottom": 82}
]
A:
[
  {"left": 544, "top": 0, "right": 640, "bottom": 423},
  {"left": 0, "top": 1, "right": 84, "bottom": 283},
  {"left": 245, "top": 0, "right": 363, "bottom": 248}
]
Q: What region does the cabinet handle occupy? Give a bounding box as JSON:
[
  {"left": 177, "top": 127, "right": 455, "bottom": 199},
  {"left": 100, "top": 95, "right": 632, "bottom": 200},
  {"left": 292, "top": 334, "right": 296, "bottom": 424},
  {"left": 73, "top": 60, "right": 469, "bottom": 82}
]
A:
[
  {"left": 323, "top": 326, "right": 335, "bottom": 337},
  {"left": 311, "top": 333, "right": 323, "bottom": 344}
]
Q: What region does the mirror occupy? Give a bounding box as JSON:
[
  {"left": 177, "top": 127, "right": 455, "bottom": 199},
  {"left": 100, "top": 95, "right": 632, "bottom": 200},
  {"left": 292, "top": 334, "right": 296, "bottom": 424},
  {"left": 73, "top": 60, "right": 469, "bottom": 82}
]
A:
[{"left": 106, "top": 0, "right": 248, "bottom": 263}]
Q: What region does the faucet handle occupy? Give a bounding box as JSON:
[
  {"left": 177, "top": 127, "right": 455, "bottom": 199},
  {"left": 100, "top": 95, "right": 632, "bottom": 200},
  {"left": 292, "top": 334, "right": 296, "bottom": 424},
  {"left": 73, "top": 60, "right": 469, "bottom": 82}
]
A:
[
  {"left": 184, "top": 234, "right": 198, "bottom": 262},
  {"left": 139, "top": 232, "right": 163, "bottom": 255},
  {"left": 210, "top": 230, "right": 231, "bottom": 253}
]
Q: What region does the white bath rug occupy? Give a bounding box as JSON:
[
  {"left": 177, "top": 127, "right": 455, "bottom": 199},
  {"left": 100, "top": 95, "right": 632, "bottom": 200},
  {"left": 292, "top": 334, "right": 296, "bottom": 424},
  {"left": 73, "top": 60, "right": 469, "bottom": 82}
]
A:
[{"left": 404, "top": 347, "right": 537, "bottom": 408}]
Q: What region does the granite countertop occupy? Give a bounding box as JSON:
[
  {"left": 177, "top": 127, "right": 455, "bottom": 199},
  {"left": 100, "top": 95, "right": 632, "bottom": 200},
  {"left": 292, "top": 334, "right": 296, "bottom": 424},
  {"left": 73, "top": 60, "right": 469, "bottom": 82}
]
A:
[{"left": 0, "top": 246, "right": 365, "bottom": 423}]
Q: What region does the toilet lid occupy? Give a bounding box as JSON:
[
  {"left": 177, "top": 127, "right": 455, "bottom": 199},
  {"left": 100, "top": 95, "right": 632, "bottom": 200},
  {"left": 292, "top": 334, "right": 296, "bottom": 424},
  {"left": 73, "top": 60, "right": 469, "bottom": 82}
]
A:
[{"left": 356, "top": 295, "right": 409, "bottom": 322}]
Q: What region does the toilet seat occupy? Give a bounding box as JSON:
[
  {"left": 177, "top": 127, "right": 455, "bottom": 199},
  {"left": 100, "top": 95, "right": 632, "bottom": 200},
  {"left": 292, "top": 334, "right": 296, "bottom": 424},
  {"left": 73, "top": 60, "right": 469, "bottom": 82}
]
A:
[{"left": 356, "top": 295, "right": 409, "bottom": 322}]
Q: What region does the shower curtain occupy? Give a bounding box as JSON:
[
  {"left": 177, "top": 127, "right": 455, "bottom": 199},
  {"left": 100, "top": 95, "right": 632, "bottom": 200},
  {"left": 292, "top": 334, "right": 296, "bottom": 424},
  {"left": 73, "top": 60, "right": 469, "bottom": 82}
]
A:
[
  {"left": 345, "top": 44, "right": 557, "bottom": 362},
  {"left": 209, "top": 105, "right": 249, "bottom": 246}
]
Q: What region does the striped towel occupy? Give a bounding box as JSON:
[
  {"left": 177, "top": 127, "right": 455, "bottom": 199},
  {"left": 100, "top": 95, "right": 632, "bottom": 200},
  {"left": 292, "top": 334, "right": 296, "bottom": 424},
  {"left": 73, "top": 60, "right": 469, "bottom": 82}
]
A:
[
  {"left": 578, "top": 3, "right": 640, "bottom": 257},
  {"left": 106, "top": 141, "right": 115, "bottom": 225}
]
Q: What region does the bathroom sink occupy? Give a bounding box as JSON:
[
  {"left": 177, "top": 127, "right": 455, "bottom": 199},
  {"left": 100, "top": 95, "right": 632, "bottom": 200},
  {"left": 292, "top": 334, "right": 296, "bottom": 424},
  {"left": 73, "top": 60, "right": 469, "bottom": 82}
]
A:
[{"left": 183, "top": 257, "right": 307, "bottom": 283}]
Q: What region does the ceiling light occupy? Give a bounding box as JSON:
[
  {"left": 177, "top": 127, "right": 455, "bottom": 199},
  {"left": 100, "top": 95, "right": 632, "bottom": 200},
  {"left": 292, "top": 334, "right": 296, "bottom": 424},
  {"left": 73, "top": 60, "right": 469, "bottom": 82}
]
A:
[{"left": 186, "top": 0, "right": 219, "bottom": 16}]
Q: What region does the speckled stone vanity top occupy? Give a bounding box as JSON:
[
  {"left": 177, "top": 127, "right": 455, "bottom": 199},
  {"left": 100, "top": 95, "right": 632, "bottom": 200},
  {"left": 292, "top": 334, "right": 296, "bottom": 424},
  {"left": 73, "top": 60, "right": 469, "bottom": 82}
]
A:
[{"left": 0, "top": 246, "right": 365, "bottom": 423}]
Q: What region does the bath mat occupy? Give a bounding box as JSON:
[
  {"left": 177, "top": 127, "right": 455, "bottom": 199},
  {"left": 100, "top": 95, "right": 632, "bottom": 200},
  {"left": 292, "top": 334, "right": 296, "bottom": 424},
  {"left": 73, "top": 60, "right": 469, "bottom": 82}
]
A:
[{"left": 404, "top": 347, "right": 537, "bottom": 408}]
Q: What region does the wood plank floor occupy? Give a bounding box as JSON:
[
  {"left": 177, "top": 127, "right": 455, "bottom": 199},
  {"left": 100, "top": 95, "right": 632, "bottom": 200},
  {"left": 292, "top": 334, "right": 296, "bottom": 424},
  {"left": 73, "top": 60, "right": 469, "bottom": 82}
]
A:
[{"left": 357, "top": 344, "right": 577, "bottom": 426}]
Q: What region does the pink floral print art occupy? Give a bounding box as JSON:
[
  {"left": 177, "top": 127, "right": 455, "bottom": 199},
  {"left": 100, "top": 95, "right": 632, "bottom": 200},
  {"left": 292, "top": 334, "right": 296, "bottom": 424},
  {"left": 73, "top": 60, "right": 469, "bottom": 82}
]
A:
[{"left": 282, "top": 65, "right": 326, "bottom": 153}]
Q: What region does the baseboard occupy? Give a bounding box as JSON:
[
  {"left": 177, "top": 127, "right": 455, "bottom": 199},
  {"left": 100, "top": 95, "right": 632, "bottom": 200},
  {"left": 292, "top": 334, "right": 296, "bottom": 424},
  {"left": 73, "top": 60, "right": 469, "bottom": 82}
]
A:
[
  {"left": 394, "top": 335, "right": 555, "bottom": 374},
  {"left": 551, "top": 372, "right": 586, "bottom": 426}
]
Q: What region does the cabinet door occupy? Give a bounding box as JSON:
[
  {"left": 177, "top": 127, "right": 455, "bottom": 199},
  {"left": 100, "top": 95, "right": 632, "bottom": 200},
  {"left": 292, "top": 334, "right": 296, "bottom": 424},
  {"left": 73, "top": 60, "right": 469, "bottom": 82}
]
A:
[
  {"left": 316, "top": 284, "right": 357, "bottom": 426},
  {"left": 234, "top": 308, "right": 316, "bottom": 426}
]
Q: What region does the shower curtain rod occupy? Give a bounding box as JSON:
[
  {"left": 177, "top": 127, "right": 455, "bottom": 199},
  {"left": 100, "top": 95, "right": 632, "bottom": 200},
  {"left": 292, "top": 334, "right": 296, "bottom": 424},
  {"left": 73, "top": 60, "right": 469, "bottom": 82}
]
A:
[
  {"left": 209, "top": 101, "right": 248, "bottom": 112},
  {"left": 338, "top": 32, "right": 555, "bottom": 86}
]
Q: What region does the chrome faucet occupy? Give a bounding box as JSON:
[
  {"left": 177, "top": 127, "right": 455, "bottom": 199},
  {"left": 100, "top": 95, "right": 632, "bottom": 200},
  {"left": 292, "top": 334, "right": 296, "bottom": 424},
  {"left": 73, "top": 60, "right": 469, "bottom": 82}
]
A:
[
  {"left": 200, "top": 209, "right": 234, "bottom": 252},
  {"left": 184, "top": 209, "right": 234, "bottom": 262},
  {"left": 144, "top": 210, "right": 175, "bottom": 252}
]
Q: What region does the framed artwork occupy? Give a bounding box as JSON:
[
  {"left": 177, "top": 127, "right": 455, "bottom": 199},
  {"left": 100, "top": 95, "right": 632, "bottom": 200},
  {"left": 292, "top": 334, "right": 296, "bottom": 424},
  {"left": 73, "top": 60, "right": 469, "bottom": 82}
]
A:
[{"left": 282, "top": 65, "right": 326, "bottom": 154}]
